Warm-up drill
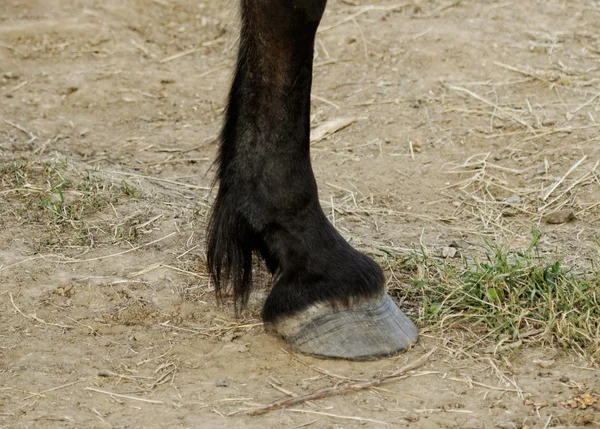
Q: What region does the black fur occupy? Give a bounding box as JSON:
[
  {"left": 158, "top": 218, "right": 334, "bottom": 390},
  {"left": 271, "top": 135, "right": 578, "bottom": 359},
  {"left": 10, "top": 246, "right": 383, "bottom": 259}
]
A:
[{"left": 206, "top": 0, "right": 385, "bottom": 321}]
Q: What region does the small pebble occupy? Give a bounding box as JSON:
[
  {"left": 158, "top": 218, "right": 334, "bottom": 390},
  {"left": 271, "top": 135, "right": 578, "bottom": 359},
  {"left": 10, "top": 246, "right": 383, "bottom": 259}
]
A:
[
  {"left": 442, "top": 247, "right": 457, "bottom": 258},
  {"left": 404, "top": 413, "right": 419, "bottom": 422},
  {"left": 449, "top": 239, "right": 469, "bottom": 249}
]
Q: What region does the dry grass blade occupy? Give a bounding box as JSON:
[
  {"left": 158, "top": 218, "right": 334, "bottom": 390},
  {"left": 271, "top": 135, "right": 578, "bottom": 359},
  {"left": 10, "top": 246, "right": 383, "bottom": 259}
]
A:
[
  {"left": 85, "top": 387, "right": 165, "bottom": 404},
  {"left": 318, "top": 4, "right": 411, "bottom": 33},
  {"left": 54, "top": 232, "right": 177, "bottom": 264},
  {"left": 310, "top": 118, "right": 357, "bottom": 144},
  {"left": 286, "top": 409, "right": 392, "bottom": 426},
  {"left": 540, "top": 159, "right": 598, "bottom": 212},
  {"left": 3, "top": 119, "right": 38, "bottom": 141},
  {"left": 4, "top": 80, "right": 28, "bottom": 94},
  {"left": 20, "top": 379, "right": 87, "bottom": 401},
  {"left": 9, "top": 293, "right": 72, "bottom": 328},
  {"left": 493, "top": 61, "right": 548, "bottom": 82},
  {"left": 406, "top": 235, "right": 600, "bottom": 356},
  {"left": 540, "top": 155, "right": 587, "bottom": 201},
  {"left": 99, "top": 170, "right": 210, "bottom": 190},
  {"left": 0, "top": 41, "right": 22, "bottom": 55},
  {"left": 159, "top": 47, "right": 201, "bottom": 63},
  {"left": 443, "top": 83, "right": 532, "bottom": 128},
  {"left": 0, "top": 256, "right": 45, "bottom": 274},
  {"left": 444, "top": 376, "right": 522, "bottom": 394}
]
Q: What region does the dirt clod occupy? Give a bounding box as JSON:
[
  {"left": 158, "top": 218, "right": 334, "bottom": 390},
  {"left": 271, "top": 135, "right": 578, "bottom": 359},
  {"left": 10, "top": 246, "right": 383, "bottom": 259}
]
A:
[{"left": 543, "top": 209, "right": 576, "bottom": 224}]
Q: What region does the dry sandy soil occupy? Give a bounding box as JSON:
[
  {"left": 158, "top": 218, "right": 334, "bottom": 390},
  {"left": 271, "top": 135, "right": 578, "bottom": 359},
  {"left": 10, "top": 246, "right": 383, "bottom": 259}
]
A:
[{"left": 1, "top": 0, "right": 600, "bottom": 428}]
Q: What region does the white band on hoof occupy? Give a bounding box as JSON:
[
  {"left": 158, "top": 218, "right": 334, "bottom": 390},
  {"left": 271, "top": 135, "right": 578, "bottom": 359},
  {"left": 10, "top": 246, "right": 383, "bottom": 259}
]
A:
[{"left": 270, "top": 294, "right": 418, "bottom": 360}]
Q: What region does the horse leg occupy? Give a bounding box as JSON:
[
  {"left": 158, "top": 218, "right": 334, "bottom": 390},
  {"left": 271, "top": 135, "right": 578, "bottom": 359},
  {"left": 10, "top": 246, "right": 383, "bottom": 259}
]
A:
[{"left": 207, "top": 0, "right": 418, "bottom": 359}]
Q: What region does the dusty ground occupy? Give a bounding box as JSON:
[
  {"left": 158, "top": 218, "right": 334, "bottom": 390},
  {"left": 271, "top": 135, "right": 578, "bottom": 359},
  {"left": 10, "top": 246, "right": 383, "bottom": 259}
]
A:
[{"left": 1, "top": 0, "right": 600, "bottom": 428}]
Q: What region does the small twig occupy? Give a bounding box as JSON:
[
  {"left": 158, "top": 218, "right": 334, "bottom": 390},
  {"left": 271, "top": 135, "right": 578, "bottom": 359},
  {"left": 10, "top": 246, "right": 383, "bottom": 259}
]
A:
[
  {"left": 268, "top": 381, "right": 299, "bottom": 398},
  {"left": 21, "top": 379, "right": 86, "bottom": 401},
  {"left": 97, "top": 370, "right": 153, "bottom": 381},
  {"left": 3, "top": 119, "right": 38, "bottom": 141},
  {"left": 493, "top": 61, "right": 551, "bottom": 85},
  {"left": 159, "top": 47, "right": 202, "bottom": 63},
  {"left": 245, "top": 348, "right": 436, "bottom": 415},
  {"left": 4, "top": 80, "right": 29, "bottom": 94},
  {"left": 85, "top": 387, "right": 164, "bottom": 404},
  {"left": 569, "top": 91, "right": 600, "bottom": 116},
  {"left": 0, "top": 256, "right": 45, "bottom": 273},
  {"left": 163, "top": 264, "right": 205, "bottom": 278},
  {"left": 136, "top": 214, "right": 164, "bottom": 229},
  {"left": 128, "top": 263, "right": 163, "bottom": 278},
  {"left": 413, "top": 27, "right": 433, "bottom": 40},
  {"left": 176, "top": 244, "right": 199, "bottom": 259},
  {"left": 9, "top": 293, "right": 71, "bottom": 328}
]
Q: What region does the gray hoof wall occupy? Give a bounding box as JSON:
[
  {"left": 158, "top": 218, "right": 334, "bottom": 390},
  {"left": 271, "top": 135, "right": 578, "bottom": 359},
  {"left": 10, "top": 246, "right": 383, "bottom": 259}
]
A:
[{"left": 272, "top": 294, "right": 418, "bottom": 360}]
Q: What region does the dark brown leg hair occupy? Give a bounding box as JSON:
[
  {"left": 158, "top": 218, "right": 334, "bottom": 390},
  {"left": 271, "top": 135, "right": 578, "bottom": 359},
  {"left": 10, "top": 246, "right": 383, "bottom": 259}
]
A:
[{"left": 206, "top": 0, "right": 384, "bottom": 322}]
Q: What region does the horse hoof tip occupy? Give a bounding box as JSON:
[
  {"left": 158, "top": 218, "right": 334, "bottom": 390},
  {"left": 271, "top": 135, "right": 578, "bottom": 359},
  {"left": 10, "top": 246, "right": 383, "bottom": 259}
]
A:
[{"left": 270, "top": 294, "right": 418, "bottom": 360}]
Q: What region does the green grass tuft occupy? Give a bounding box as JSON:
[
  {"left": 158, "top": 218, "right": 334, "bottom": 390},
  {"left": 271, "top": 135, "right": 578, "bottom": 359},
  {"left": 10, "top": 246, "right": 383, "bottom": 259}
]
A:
[
  {"left": 386, "top": 232, "right": 600, "bottom": 355},
  {"left": 0, "top": 158, "right": 148, "bottom": 247}
]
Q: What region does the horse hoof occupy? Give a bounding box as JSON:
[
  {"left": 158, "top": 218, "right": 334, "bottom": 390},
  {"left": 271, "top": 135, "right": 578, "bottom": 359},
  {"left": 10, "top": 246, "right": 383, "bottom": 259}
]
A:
[{"left": 270, "top": 293, "right": 418, "bottom": 360}]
